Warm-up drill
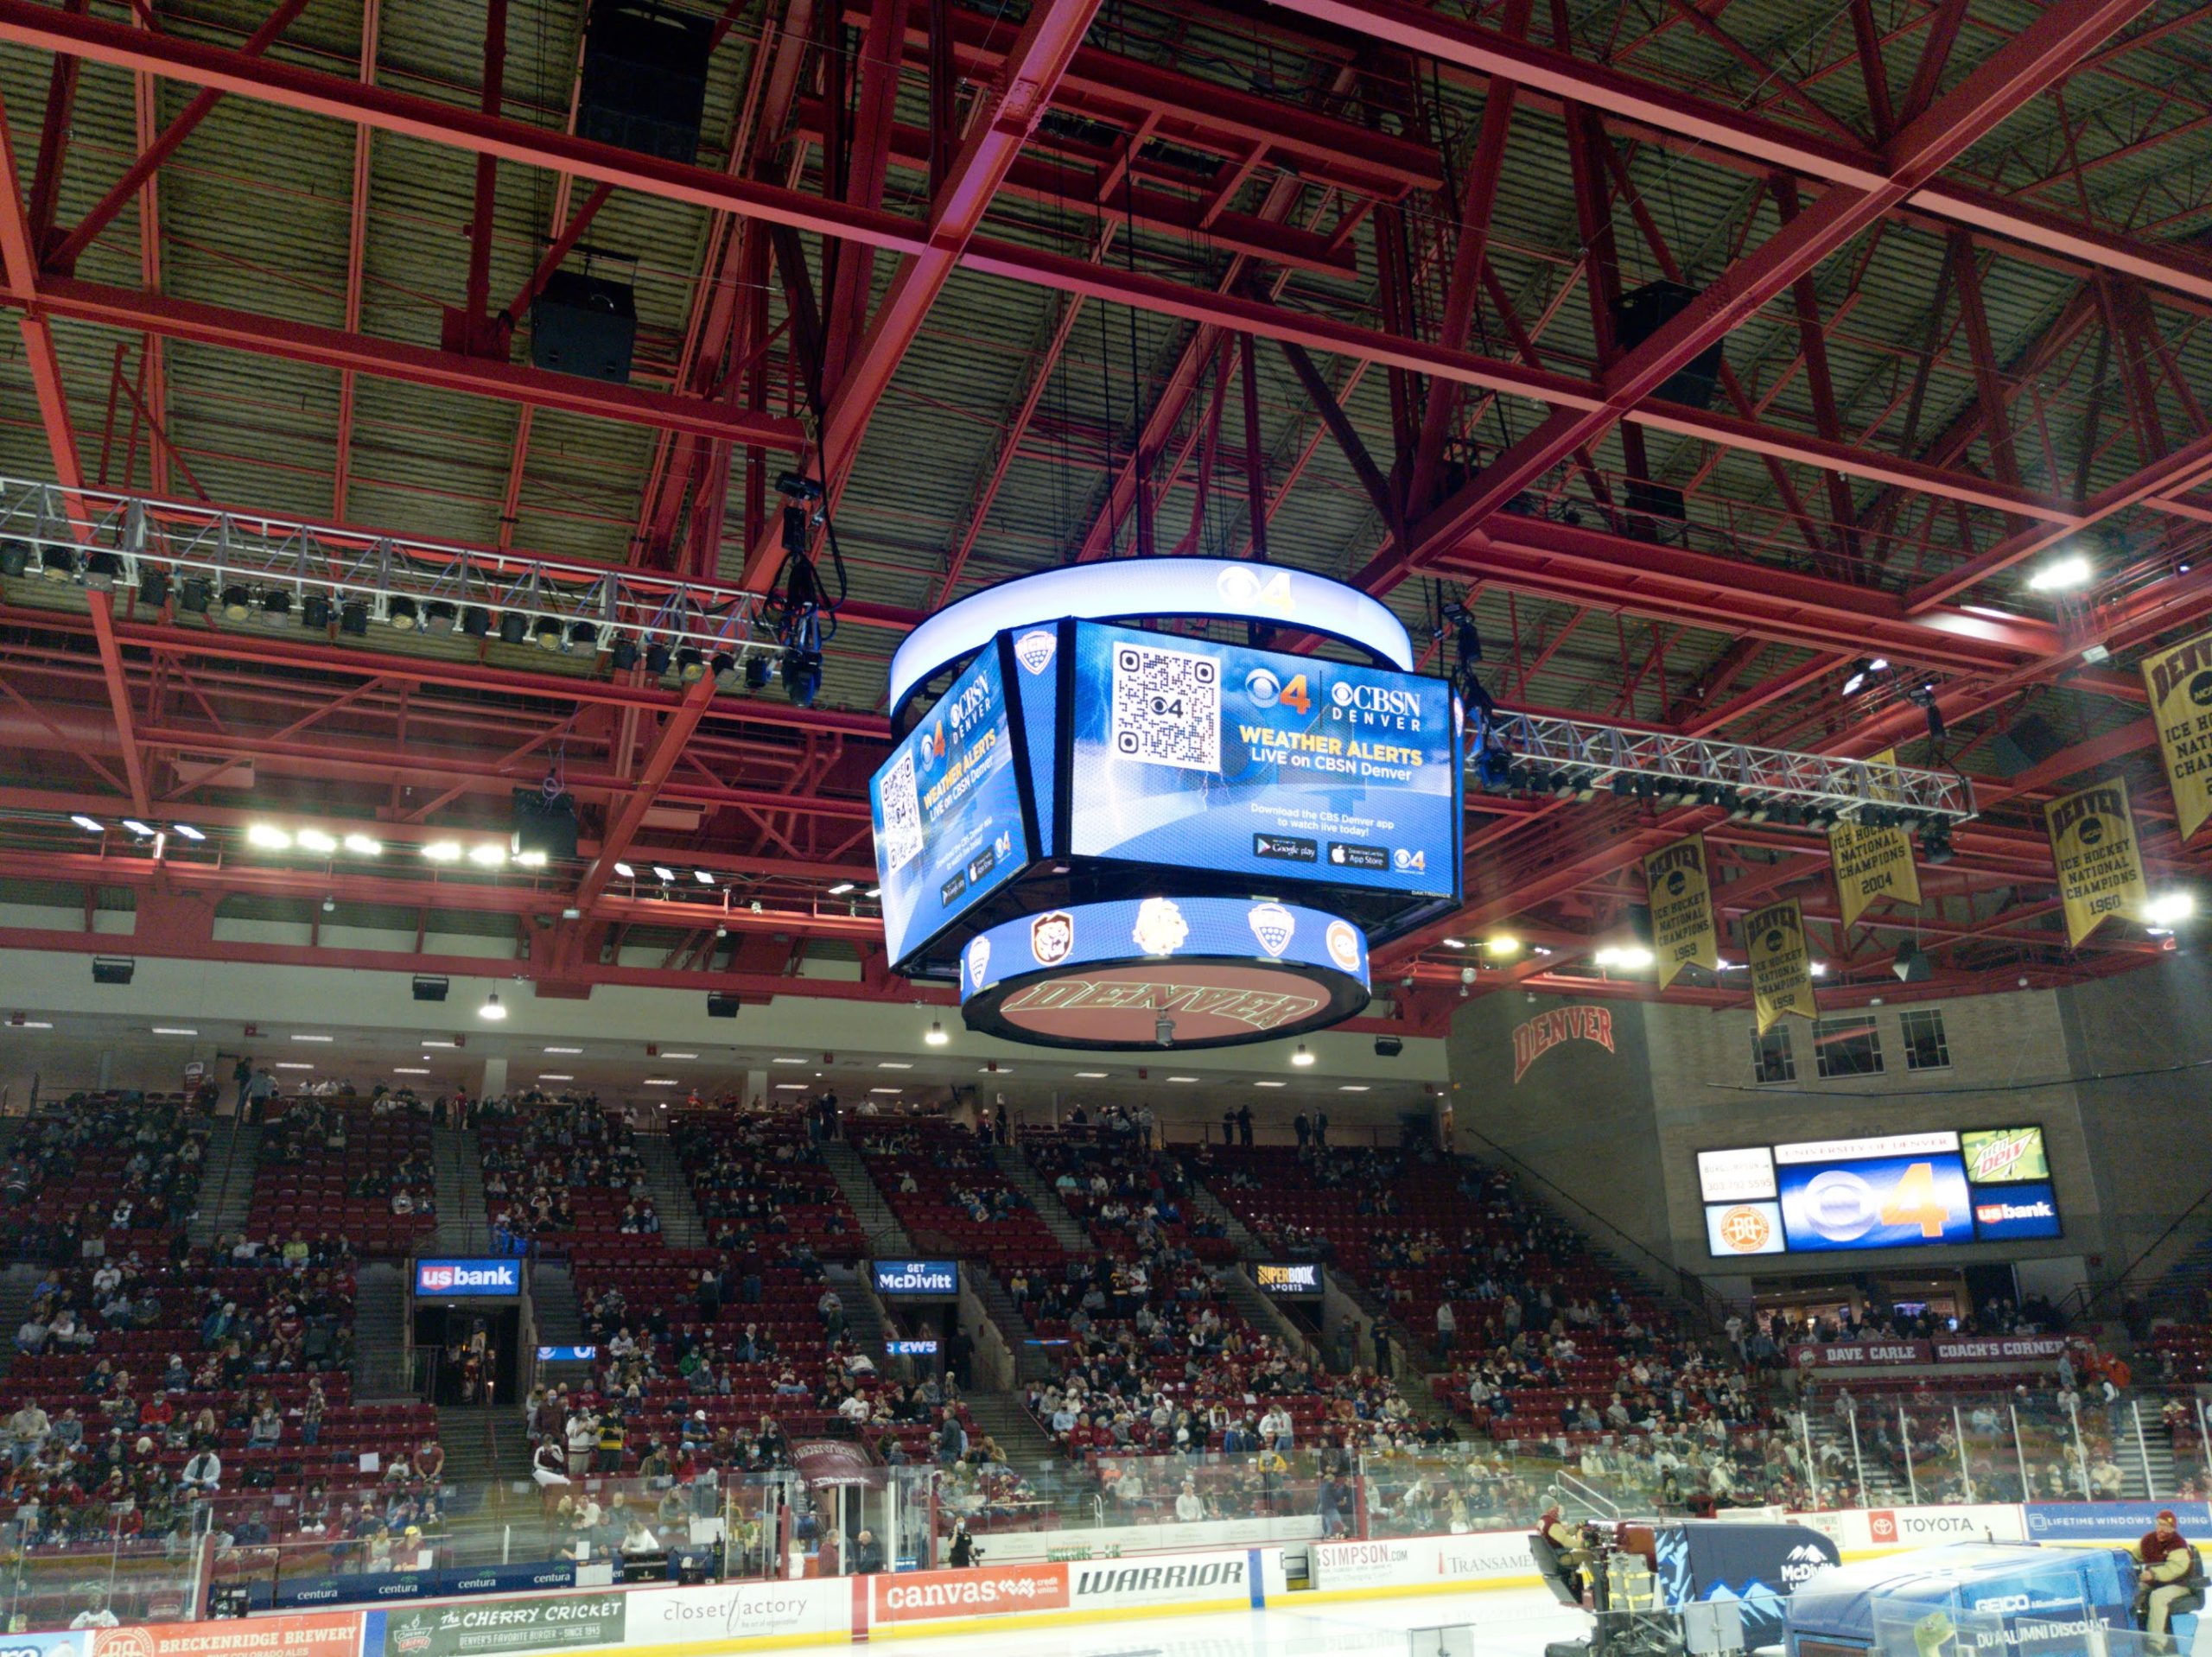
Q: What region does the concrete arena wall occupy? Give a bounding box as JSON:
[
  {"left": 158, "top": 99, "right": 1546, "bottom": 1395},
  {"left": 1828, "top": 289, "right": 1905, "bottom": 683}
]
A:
[{"left": 1441, "top": 971, "right": 2212, "bottom": 1292}]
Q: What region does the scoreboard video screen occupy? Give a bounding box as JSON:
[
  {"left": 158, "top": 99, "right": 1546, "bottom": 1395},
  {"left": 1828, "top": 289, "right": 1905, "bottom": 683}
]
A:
[
  {"left": 1064, "top": 621, "right": 1461, "bottom": 903},
  {"left": 869, "top": 646, "right": 1033, "bottom": 967},
  {"left": 1700, "top": 1127, "right": 2060, "bottom": 1258}
]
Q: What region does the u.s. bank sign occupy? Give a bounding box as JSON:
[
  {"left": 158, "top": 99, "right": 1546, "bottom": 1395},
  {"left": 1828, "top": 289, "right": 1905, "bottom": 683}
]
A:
[{"left": 415, "top": 1258, "right": 521, "bottom": 1297}]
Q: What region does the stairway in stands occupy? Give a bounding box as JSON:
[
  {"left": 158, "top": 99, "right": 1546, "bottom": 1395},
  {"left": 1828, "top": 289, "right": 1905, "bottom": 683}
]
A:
[
  {"left": 430, "top": 1125, "right": 488, "bottom": 1254},
  {"left": 435, "top": 1403, "right": 532, "bottom": 1563},
  {"left": 963, "top": 1391, "right": 1062, "bottom": 1476},
  {"left": 989, "top": 1145, "right": 1095, "bottom": 1254},
  {"left": 0, "top": 1264, "right": 39, "bottom": 1380},
  {"left": 352, "top": 1260, "right": 410, "bottom": 1398},
  {"left": 633, "top": 1131, "right": 708, "bottom": 1248},
  {"left": 820, "top": 1141, "right": 915, "bottom": 1256},
  {"left": 1184, "top": 1179, "right": 1264, "bottom": 1258},
  {"left": 189, "top": 1121, "right": 258, "bottom": 1248}
]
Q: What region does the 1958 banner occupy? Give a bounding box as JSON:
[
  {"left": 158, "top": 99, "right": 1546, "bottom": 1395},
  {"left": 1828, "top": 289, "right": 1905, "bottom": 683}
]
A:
[
  {"left": 1643, "top": 835, "right": 1718, "bottom": 990},
  {"left": 2144, "top": 626, "right": 2212, "bottom": 843}
]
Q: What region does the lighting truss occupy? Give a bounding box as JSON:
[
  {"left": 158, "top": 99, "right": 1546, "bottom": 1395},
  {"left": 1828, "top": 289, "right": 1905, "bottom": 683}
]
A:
[
  {"left": 0, "top": 477, "right": 777, "bottom": 662},
  {"left": 1474, "top": 710, "right": 1976, "bottom": 824}
]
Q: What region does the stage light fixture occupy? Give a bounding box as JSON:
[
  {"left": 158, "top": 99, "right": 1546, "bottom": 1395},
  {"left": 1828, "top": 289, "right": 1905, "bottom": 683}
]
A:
[
  {"left": 137, "top": 566, "right": 170, "bottom": 607},
  {"left": 677, "top": 648, "right": 705, "bottom": 682},
  {"left": 260, "top": 588, "right": 293, "bottom": 625},
  {"left": 41, "top": 547, "right": 76, "bottom": 583},
  {"left": 301, "top": 593, "right": 332, "bottom": 630},
  {"left": 1919, "top": 822, "right": 1955, "bottom": 866},
  {"left": 645, "top": 641, "right": 673, "bottom": 676},
  {"left": 1476, "top": 746, "right": 1512, "bottom": 790},
  {"left": 784, "top": 648, "right": 822, "bottom": 707},
  {"left": 340, "top": 600, "right": 370, "bottom": 636},
  {"left": 424, "top": 601, "right": 457, "bottom": 635},
  {"left": 568, "top": 621, "right": 598, "bottom": 651},
  {"left": 82, "top": 551, "right": 122, "bottom": 591},
  {"left": 533, "top": 617, "right": 563, "bottom": 651},
  {"left": 388, "top": 595, "right": 419, "bottom": 631},
  {"left": 744, "top": 654, "right": 771, "bottom": 691},
  {"left": 1841, "top": 657, "right": 1889, "bottom": 696},
  {"left": 609, "top": 637, "right": 640, "bottom": 671},
  {"left": 461, "top": 606, "right": 492, "bottom": 638},
  {"left": 221, "top": 585, "right": 252, "bottom": 620},
  {"left": 498, "top": 612, "right": 528, "bottom": 645},
  {"left": 0, "top": 540, "right": 28, "bottom": 577},
  {"left": 711, "top": 651, "right": 737, "bottom": 686}
]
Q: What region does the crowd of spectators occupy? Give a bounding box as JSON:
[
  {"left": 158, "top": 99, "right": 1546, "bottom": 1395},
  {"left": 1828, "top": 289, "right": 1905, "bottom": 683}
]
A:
[{"left": 482, "top": 1094, "right": 659, "bottom": 1246}]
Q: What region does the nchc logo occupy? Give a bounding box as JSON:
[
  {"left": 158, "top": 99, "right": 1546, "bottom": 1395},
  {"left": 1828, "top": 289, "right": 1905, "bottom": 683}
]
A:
[{"left": 416, "top": 1259, "right": 519, "bottom": 1296}]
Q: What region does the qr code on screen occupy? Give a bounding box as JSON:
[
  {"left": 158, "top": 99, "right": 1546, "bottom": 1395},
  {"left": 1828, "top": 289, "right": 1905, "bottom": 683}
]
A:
[
  {"left": 877, "top": 747, "right": 924, "bottom": 873},
  {"left": 1109, "top": 644, "right": 1220, "bottom": 772}
]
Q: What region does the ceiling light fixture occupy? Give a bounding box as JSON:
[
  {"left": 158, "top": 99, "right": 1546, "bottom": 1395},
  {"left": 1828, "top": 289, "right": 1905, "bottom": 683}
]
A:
[
  {"left": 612, "top": 862, "right": 637, "bottom": 879},
  {"left": 122, "top": 820, "right": 155, "bottom": 837},
  {"left": 663, "top": 1051, "right": 699, "bottom": 1060},
  {"left": 171, "top": 824, "right": 205, "bottom": 841},
  {"left": 2146, "top": 892, "right": 2197, "bottom": 926},
  {"left": 2028, "top": 554, "right": 2094, "bottom": 592},
  {"left": 828, "top": 882, "right": 855, "bottom": 896},
  {"left": 1254, "top": 1080, "right": 1287, "bottom": 1089},
  {"left": 539, "top": 1073, "right": 574, "bottom": 1082},
  {"left": 467, "top": 843, "right": 506, "bottom": 867},
  {"left": 296, "top": 828, "right": 338, "bottom": 854},
  {"left": 1074, "top": 1071, "right": 1108, "bottom": 1079},
  {"left": 422, "top": 841, "right": 462, "bottom": 863},
  {"left": 246, "top": 824, "right": 292, "bottom": 850},
  {"left": 275, "top": 1062, "right": 314, "bottom": 1071},
  {"left": 652, "top": 866, "right": 677, "bottom": 883},
  {"left": 878, "top": 1061, "right": 913, "bottom": 1070},
  {"left": 694, "top": 870, "right": 715, "bottom": 886},
  {"left": 643, "top": 1077, "right": 679, "bottom": 1086},
  {"left": 1291, "top": 1044, "right": 1316, "bottom": 1067},
  {"left": 925, "top": 1022, "right": 949, "bottom": 1046},
  {"left": 395, "top": 1067, "right": 429, "bottom": 1076},
  {"left": 479, "top": 990, "right": 507, "bottom": 1022},
  {"left": 1166, "top": 1075, "right": 1198, "bottom": 1083},
  {"left": 342, "top": 834, "right": 384, "bottom": 856},
  {"left": 70, "top": 815, "right": 103, "bottom": 834},
  {"left": 1338, "top": 1084, "right": 1370, "bottom": 1093},
  {"left": 151, "top": 1026, "right": 199, "bottom": 1037}
]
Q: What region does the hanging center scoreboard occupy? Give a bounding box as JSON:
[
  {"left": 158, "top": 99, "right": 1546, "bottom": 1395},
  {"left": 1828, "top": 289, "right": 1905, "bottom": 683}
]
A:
[
  {"left": 1700, "top": 1127, "right": 2059, "bottom": 1258},
  {"left": 869, "top": 618, "right": 1462, "bottom": 975}
]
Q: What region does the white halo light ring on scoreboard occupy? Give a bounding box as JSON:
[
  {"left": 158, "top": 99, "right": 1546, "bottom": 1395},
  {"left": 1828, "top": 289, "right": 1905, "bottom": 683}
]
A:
[
  {"left": 888, "top": 560, "right": 1415, "bottom": 727},
  {"left": 960, "top": 895, "right": 1370, "bottom": 1051}
]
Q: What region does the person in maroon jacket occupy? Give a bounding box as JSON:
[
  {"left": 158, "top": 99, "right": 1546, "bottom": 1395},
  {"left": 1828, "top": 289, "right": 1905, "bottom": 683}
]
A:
[{"left": 2138, "top": 1508, "right": 2203, "bottom": 1649}]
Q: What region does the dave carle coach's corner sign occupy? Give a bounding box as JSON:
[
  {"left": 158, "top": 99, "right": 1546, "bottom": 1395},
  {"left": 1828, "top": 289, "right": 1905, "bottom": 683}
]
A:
[{"left": 1510, "top": 1004, "right": 1616, "bottom": 1083}]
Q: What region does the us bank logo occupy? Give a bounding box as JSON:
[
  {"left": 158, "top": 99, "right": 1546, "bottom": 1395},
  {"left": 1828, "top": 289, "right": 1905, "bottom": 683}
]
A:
[{"left": 416, "top": 1260, "right": 518, "bottom": 1295}]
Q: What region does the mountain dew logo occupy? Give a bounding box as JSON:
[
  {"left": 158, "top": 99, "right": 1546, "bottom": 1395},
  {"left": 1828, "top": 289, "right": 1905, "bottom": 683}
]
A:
[{"left": 1963, "top": 1128, "right": 2047, "bottom": 1183}]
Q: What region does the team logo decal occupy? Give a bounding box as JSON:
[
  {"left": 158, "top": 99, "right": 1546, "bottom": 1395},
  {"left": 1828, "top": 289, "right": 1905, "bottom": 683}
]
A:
[
  {"left": 1131, "top": 898, "right": 1189, "bottom": 956},
  {"left": 1030, "top": 911, "right": 1075, "bottom": 967},
  {"left": 1716, "top": 1205, "right": 1771, "bottom": 1254},
  {"left": 1014, "top": 629, "right": 1057, "bottom": 676},
  {"left": 966, "top": 935, "right": 992, "bottom": 991},
  {"left": 1325, "top": 921, "right": 1362, "bottom": 974},
  {"left": 1248, "top": 903, "right": 1295, "bottom": 958}
]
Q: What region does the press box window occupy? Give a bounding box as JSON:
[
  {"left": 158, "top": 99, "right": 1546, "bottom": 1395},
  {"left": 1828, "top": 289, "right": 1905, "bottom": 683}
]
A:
[
  {"left": 1813, "top": 1015, "right": 1883, "bottom": 1078},
  {"left": 1751, "top": 1025, "right": 1796, "bottom": 1084},
  {"left": 1901, "top": 1006, "right": 1950, "bottom": 1071}
]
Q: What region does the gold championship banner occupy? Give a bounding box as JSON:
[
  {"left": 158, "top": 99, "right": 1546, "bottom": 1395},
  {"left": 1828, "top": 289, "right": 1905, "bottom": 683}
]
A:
[
  {"left": 1643, "top": 835, "right": 1718, "bottom": 989},
  {"left": 2045, "top": 776, "right": 2149, "bottom": 946},
  {"left": 1745, "top": 898, "right": 1817, "bottom": 1035},
  {"left": 2143, "top": 626, "right": 2212, "bottom": 842},
  {"left": 1828, "top": 748, "right": 1922, "bottom": 928}
]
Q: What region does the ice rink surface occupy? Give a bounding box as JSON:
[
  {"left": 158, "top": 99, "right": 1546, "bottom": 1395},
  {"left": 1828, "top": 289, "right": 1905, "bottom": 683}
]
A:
[{"left": 861, "top": 1585, "right": 1589, "bottom": 1657}]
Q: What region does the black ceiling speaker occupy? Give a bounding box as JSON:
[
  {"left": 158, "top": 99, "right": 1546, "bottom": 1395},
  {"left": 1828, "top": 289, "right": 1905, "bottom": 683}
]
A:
[
  {"left": 577, "top": 0, "right": 712, "bottom": 164},
  {"left": 1610, "top": 280, "right": 1726, "bottom": 410},
  {"left": 411, "top": 975, "right": 449, "bottom": 1003},
  {"left": 531, "top": 270, "right": 637, "bottom": 384},
  {"left": 1892, "top": 937, "right": 1932, "bottom": 983},
  {"left": 706, "top": 993, "right": 741, "bottom": 1019},
  {"left": 92, "top": 955, "right": 136, "bottom": 986},
  {"left": 512, "top": 787, "right": 580, "bottom": 863}
]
